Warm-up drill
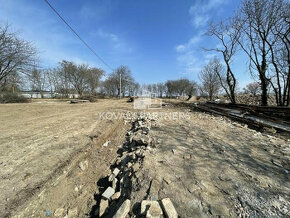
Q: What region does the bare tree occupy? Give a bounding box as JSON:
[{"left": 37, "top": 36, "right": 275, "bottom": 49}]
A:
[
  {"left": 102, "top": 66, "right": 135, "bottom": 97},
  {"left": 86, "top": 67, "right": 104, "bottom": 95},
  {"left": 206, "top": 19, "right": 240, "bottom": 103},
  {"left": 0, "top": 71, "right": 23, "bottom": 93},
  {"left": 0, "top": 24, "right": 37, "bottom": 84},
  {"left": 68, "top": 63, "right": 88, "bottom": 97},
  {"left": 266, "top": 1, "right": 290, "bottom": 106},
  {"left": 29, "top": 69, "right": 46, "bottom": 98},
  {"left": 58, "top": 60, "right": 75, "bottom": 97},
  {"left": 156, "top": 83, "right": 165, "bottom": 97},
  {"left": 185, "top": 81, "right": 198, "bottom": 99},
  {"left": 199, "top": 61, "right": 221, "bottom": 101},
  {"left": 236, "top": 0, "right": 286, "bottom": 105},
  {"left": 244, "top": 82, "right": 260, "bottom": 96}
]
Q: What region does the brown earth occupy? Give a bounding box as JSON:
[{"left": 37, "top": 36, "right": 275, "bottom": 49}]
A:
[
  {"left": 0, "top": 99, "right": 289, "bottom": 217},
  {"left": 0, "top": 99, "right": 133, "bottom": 217},
  {"left": 127, "top": 106, "right": 290, "bottom": 217}
]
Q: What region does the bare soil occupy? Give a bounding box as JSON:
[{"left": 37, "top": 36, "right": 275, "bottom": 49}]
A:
[
  {"left": 0, "top": 99, "right": 289, "bottom": 217},
  {"left": 0, "top": 99, "right": 131, "bottom": 217},
  {"left": 128, "top": 106, "right": 290, "bottom": 217}
]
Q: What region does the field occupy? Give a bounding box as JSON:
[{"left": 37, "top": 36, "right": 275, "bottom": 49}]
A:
[
  {"left": 0, "top": 99, "right": 131, "bottom": 217},
  {"left": 0, "top": 99, "right": 289, "bottom": 217}
]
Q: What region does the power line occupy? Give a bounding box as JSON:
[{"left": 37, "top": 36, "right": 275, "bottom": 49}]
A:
[{"left": 43, "top": 0, "right": 113, "bottom": 71}]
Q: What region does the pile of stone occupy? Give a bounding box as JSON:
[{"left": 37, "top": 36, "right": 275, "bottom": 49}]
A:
[
  {"left": 93, "top": 117, "right": 149, "bottom": 216},
  {"left": 94, "top": 116, "right": 178, "bottom": 217}
]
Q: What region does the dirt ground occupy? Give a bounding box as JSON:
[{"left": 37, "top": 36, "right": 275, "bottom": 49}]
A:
[
  {"left": 0, "top": 99, "right": 289, "bottom": 217},
  {"left": 0, "top": 99, "right": 132, "bottom": 217},
  {"left": 143, "top": 109, "right": 290, "bottom": 217}
]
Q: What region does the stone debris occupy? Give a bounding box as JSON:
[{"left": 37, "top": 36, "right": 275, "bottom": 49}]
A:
[
  {"left": 183, "top": 153, "right": 191, "bottom": 160},
  {"left": 112, "top": 192, "right": 121, "bottom": 200},
  {"left": 149, "top": 179, "right": 160, "bottom": 201},
  {"left": 113, "top": 199, "right": 131, "bottom": 218},
  {"left": 112, "top": 168, "right": 120, "bottom": 176},
  {"left": 99, "top": 199, "right": 108, "bottom": 217},
  {"left": 91, "top": 116, "right": 180, "bottom": 217},
  {"left": 161, "top": 198, "right": 178, "bottom": 218},
  {"left": 102, "top": 187, "right": 115, "bottom": 200},
  {"left": 92, "top": 116, "right": 157, "bottom": 216},
  {"left": 141, "top": 200, "right": 163, "bottom": 217},
  {"left": 78, "top": 160, "right": 88, "bottom": 171}
]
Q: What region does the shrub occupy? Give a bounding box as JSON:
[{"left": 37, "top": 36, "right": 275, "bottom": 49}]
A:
[{"left": 0, "top": 93, "right": 29, "bottom": 103}]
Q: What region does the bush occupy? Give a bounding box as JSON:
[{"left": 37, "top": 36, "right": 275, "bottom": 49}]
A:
[{"left": 0, "top": 93, "right": 29, "bottom": 103}]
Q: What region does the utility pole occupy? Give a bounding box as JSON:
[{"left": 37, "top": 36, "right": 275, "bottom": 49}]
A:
[{"left": 119, "top": 71, "right": 122, "bottom": 98}]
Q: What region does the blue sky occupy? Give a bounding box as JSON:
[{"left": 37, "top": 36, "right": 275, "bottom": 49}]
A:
[{"left": 0, "top": 0, "right": 253, "bottom": 88}]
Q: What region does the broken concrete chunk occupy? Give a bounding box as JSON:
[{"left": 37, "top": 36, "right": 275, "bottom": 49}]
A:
[
  {"left": 79, "top": 160, "right": 88, "bottom": 171},
  {"left": 149, "top": 179, "right": 160, "bottom": 201},
  {"left": 183, "top": 154, "right": 191, "bottom": 160},
  {"left": 112, "top": 168, "right": 120, "bottom": 176},
  {"left": 163, "top": 177, "right": 172, "bottom": 185},
  {"left": 112, "top": 191, "right": 121, "bottom": 200},
  {"left": 103, "top": 140, "right": 111, "bottom": 147},
  {"left": 141, "top": 200, "right": 163, "bottom": 217},
  {"left": 102, "top": 187, "right": 115, "bottom": 200},
  {"left": 147, "top": 204, "right": 163, "bottom": 218},
  {"left": 112, "top": 177, "right": 118, "bottom": 190},
  {"left": 113, "top": 199, "right": 131, "bottom": 218},
  {"left": 127, "top": 162, "right": 132, "bottom": 168},
  {"left": 99, "top": 199, "right": 109, "bottom": 217},
  {"left": 108, "top": 174, "right": 115, "bottom": 182},
  {"left": 161, "top": 198, "right": 178, "bottom": 218}
]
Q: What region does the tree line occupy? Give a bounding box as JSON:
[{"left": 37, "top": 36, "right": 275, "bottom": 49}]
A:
[
  {"left": 201, "top": 0, "right": 289, "bottom": 106},
  {"left": 0, "top": 0, "right": 289, "bottom": 105},
  {"left": 0, "top": 23, "right": 198, "bottom": 99}
]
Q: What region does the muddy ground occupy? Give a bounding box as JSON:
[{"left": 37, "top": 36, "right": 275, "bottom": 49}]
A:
[{"left": 0, "top": 99, "right": 289, "bottom": 217}]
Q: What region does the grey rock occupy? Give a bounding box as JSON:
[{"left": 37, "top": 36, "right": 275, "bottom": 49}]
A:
[
  {"left": 79, "top": 160, "right": 88, "bottom": 171},
  {"left": 149, "top": 179, "right": 160, "bottom": 201},
  {"left": 161, "top": 198, "right": 178, "bottom": 218},
  {"left": 113, "top": 199, "right": 131, "bottom": 218},
  {"left": 102, "top": 187, "right": 115, "bottom": 200},
  {"left": 141, "top": 200, "right": 163, "bottom": 217},
  {"left": 99, "top": 199, "right": 108, "bottom": 217},
  {"left": 112, "top": 168, "right": 120, "bottom": 176}
]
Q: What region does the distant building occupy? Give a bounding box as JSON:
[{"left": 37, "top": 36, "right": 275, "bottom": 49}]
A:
[
  {"left": 19, "top": 91, "right": 79, "bottom": 99},
  {"left": 134, "top": 89, "right": 162, "bottom": 109}
]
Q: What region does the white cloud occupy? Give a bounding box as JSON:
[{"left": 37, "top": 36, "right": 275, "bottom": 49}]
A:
[
  {"left": 175, "top": 32, "right": 203, "bottom": 53},
  {"left": 175, "top": 45, "right": 186, "bottom": 53},
  {"left": 189, "top": 0, "right": 228, "bottom": 28},
  {"left": 96, "top": 29, "right": 120, "bottom": 42},
  {"left": 177, "top": 51, "right": 204, "bottom": 75}
]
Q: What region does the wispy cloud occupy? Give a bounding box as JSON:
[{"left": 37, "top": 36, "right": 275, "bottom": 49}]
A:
[
  {"left": 175, "top": 0, "right": 229, "bottom": 78},
  {"left": 189, "top": 0, "right": 228, "bottom": 28},
  {"left": 175, "top": 32, "right": 203, "bottom": 53},
  {"left": 96, "top": 29, "right": 119, "bottom": 43},
  {"left": 91, "top": 29, "right": 133, "bottom": 55}
]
